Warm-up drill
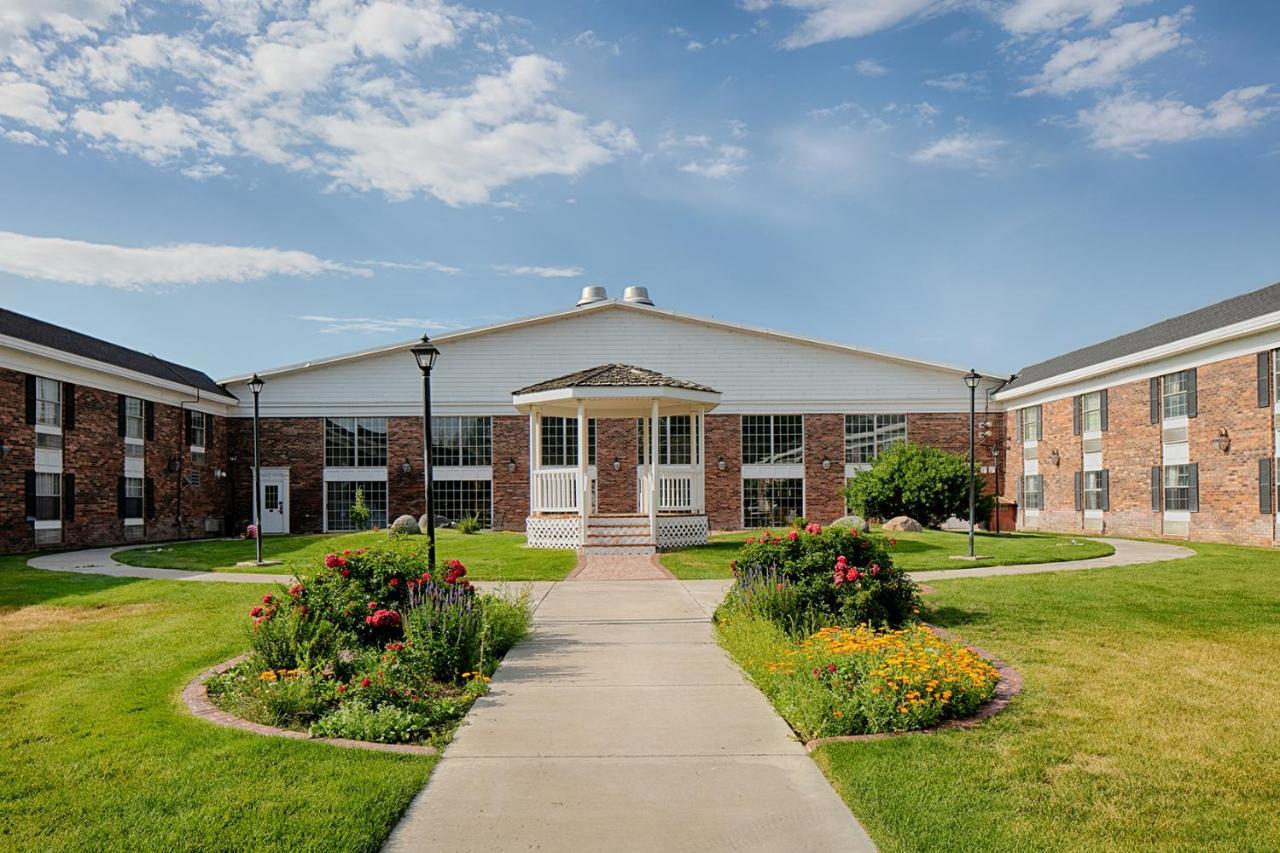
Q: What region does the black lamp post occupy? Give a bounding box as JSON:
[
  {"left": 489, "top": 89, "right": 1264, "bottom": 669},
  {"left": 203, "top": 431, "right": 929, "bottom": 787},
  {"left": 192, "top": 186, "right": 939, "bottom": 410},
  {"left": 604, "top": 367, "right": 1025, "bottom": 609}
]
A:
[
  {"left": 964, "top": 369, "right": 982, "bottom": 558},
  {"left": 411, "top": 336, "right": 440, "bottom": 569},
  {"left": 248, "top": 373, "right": 265, "bottom": 565}
]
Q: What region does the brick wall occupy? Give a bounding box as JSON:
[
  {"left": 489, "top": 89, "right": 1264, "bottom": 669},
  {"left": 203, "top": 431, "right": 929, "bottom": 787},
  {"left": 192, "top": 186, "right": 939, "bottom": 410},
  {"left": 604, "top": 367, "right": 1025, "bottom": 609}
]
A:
[
  {"left": 804, "top": 413, "right": 846, "bottom": 525},
  {"left": 705, "top": 414, "right": 742, "bottom": 530},
  {"left": 491, "top": 415, "right": 528, "bottom": 530},
  {"left": 596, "top": 418, "right": 638, "bottom": 514},
  {"left": 1100, "top": 377, "right": 1162, "bottom": 539},
  {"left": 387, "top": 417, "right": 424, "bottom": 521},
  {"left": 1037, "top": 396, "right": 1083, "bottom": 532},
  {"left": 0, "top": 369, "right": 33, "bottom": 552},
  {"left": 63, "top": 385, "right": 128, "bottom": 548},
  {"left": 227, "top": 417, "right": 325, "bottom": 534}
]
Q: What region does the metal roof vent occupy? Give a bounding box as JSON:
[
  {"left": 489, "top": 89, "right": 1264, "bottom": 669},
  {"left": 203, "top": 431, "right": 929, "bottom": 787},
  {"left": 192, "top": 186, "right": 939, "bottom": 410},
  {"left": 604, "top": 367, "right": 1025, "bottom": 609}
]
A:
[
  {"left": 576, "top": 285, "right": 608, "bottom": 307},
  {"left": 621, "top": 286, "right": 654, "bottom": 306}
]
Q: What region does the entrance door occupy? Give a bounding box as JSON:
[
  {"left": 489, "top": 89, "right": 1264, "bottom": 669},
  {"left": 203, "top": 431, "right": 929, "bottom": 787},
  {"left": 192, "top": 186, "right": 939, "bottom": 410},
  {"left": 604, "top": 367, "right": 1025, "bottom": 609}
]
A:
[{"left": 259, "top": 469, "right": 290, "bottom": 534}]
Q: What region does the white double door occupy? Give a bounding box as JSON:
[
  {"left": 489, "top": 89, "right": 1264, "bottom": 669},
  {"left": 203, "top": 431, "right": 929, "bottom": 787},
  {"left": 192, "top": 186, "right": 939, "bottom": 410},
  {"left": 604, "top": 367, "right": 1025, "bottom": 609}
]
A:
[{"left": 257, "top": 468, "right": 290, "bottom": 535}]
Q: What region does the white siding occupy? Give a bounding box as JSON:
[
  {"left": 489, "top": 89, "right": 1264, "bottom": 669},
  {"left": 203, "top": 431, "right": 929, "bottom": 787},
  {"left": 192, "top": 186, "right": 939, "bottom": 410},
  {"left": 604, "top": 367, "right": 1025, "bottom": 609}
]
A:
[{"left": 226, "top": 305, "right": 999, "bottom": 417}]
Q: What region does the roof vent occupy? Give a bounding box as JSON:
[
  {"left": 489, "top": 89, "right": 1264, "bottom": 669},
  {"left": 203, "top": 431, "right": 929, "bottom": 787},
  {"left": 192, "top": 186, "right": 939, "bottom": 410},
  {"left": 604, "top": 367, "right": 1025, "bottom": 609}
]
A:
[
  {"left": 622, "top": 286, "right": 654, "bottom": 306},
  {"left": 576, "top": 285, "right": 608, "bottom": 307}
]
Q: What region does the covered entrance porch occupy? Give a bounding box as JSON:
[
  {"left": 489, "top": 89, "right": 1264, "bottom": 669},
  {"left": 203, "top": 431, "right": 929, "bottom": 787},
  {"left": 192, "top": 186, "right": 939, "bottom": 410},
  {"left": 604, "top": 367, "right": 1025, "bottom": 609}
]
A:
[{"left": 512, "top": 364, "right": 720, "bottom": 553}]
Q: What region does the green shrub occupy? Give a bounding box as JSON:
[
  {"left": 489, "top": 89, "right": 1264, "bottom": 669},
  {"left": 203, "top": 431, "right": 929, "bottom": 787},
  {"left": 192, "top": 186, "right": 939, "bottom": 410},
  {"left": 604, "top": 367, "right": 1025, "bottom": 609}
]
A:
[
  {"left": 206, "top": 665, "right": 336, "bottom": 729},
  {"left": 842, "top": 442, "right": 993, "bottom": 528},
  {"left": 248, "top": 589, "right": 347, "bottom": 671},
  {"left": 350, "top": 486, "right": 371, "bottom": 531},
  {"left": 718, "top": 525, "right": 919, "bottom": 632},
  {"left": 310, "top": 700, "right": 437, "bottom": 744},
  {"left": 478, "top": 589, "right": 532, "bottom": 665},
  {"left": 404, "top": 590, "right": 483, "bottom": 683},
  {"left": 455, "top": 514, "right": 483, "bottom": 535}
]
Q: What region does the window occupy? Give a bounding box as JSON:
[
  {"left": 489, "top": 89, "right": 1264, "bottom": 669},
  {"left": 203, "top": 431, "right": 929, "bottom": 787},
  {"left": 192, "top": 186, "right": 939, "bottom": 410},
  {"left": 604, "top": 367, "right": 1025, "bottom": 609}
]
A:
[
  {"left": 844, "top": 415, "right": 907, "bottom": 463},
  {"left": 34, "top": 473, "right": 61, "bottom": 521},
  {"left": 1023, "top": 474, "right": 1043, "bottom": 510},
  {"left": 1162, "top": 371, "right": 1190, "bottom": 419},
  {"left": 36, "top": 432, "right": 63, "bottom": 450},
  {"left": 431, "top": 417, "right": 492, "bottom": 467},
  {"left": 743, "top": 478, "right": 804, "bottom": 527},
  {"left": 123, "top": 477, "right": 144, "bottom": 519},
  {"left": 325, "top": 418, "right": 388, "bottom": 467},
  {"left": 433, "top": 480, "right": 492, "bottom": 526},
  {"left": 636, "top": 416, "right": 696, "bottom": 465},
  {"left": 1083, "top": 470, "right": 1105, "bottom": 510},
  {"left": 1164, "top": 464, "right": 1193, "bottom": 511},
  {"left": 189, "top": 410, "right": 206, "bottom": 448},
  {"left": 1019, "top": 406, "right": 1042, "bottom": 442},
  {"left": 35, "top": 377, "right": 61, "bottom": 427},
  {"left": 264, "top": 484, "right": 281, "bottom": 511},
  {"left": 124, "top": 397, "right": 145, "bottom": 440},
  {"left": 541, "top": 417, "right": 596, "bottom": 467},
  {"left": 741, "top": 415, "right": 803, "bottom": 465},
  {"left": 325, "top": 481, "right": 388, "bottom": 531},
  {"left": 1081, "top": 392, "right": 1103, "bottom": 433}
]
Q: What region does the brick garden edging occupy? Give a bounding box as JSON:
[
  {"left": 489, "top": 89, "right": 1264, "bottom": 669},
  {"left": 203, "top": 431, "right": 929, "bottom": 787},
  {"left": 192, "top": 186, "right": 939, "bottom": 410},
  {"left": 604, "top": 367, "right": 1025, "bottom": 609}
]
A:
[
  {"left": 801, "top": 626, "right": 1023, "bottom": 753},
  {"left": 182, "top": 654, "right": 437, "bottom": 756}
]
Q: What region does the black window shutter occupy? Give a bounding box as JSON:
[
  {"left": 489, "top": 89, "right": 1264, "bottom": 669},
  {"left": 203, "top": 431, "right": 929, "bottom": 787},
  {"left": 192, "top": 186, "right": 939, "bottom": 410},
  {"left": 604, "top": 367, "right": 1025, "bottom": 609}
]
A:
[
  {"left": 145, "top": 401, "right": 155, "bottom": 441},
  {"left": 63, "top": 383, "right": 76, "bottom": 431},
  {"left": 117, "top": 476, "right": 127, "bottom": 518},
  {"left": 63, "top": 473, "right": 75, "bottom": 521},
  {"left": 1015, "top": 409, "right": 1022, "bottom": 442},
  {"left": 1073, "top": 470, "right": 1082, "bottom": 511},
  {"left": 1259, "top": 352, "right": 1271, "bottom": 408},
  {"left": 184, "top": 410, "right": 194, "bottom": 446},
  {"left": 1260, "top": 458, "right": 1273, "bottom": 515},
  {"left": 1151, "top": 466, "right": 1162, "bottom": 512},
  {"left": 25, "top": 470, "right": 36, "bottom": 518},
  {"left": 117, "top": 395, "right": 127, "bottom": 437},
  {"left": 1072, "top": 396, "right": 1082, "bottom": 436},
  {"left": 1186, "top": 369, "right": 1198, "bottom": 418},
  {"left": 145, "top": 478, "right": 156, "bottom": 519},
  {"left": 1101, "top": 469, "right": 1110, "bottom": 511},
  {"left": 1100, "top": 389, "right": 1109, "bottom": 432},
  {"left": 1016, "top": 475, "right": 1023, "bottom": 507},
  {"left": 204, "top": 413, "right": 213, "bottom": 445},
  {"left": 1150, "top": 378, "right": 1160, "bottom": 424},
  {"left": 25, "top": 374, "right": 36, "bottom": 425},
  {"left": 1036, "top": 475, "right": 1045, "bottom": 510},
  {"left": 1188, "top": 463, "right": 1199, "bottom": 512}
]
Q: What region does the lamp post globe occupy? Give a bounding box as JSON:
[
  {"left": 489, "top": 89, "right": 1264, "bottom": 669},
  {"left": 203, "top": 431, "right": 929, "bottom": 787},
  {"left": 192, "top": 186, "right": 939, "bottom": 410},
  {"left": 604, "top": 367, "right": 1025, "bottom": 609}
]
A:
[{"left": 411, "top": 337, "right": 440, "bottom": 569}]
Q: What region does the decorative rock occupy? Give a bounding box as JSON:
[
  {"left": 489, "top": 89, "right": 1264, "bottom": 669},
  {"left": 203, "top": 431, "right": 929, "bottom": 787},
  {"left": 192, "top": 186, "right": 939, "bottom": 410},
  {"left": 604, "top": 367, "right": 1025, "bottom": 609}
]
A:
[
  {"left": 831, "top": 515, "right": 870, "bottom": 532},
  {"left": 940, "top": 516, "right": 969, "bottom": 532},
  {"left": 418, "top": 514, "right": 431, "bottom": 532},
  {"left": 881, "top": 516, "right": 923, "bottom": 532},
  {"left": 389, "top": 514, "right": 421, "bottom": 536}
]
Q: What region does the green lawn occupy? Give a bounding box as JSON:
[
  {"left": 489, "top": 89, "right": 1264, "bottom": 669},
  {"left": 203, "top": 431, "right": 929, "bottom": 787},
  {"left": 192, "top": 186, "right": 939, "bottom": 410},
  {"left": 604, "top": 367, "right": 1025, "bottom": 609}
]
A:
[
  {"left": 805, "top": 541, "right": 1280, "bottom": 851},
  {"left": 0, "top": 557, "right": 435, "bottom": 852},
  {"left": 662, "top": 528, "right": 1115, "bottom": 579},
  {"left": 113, "top": 529, "right": 576, "bottom": 581}
]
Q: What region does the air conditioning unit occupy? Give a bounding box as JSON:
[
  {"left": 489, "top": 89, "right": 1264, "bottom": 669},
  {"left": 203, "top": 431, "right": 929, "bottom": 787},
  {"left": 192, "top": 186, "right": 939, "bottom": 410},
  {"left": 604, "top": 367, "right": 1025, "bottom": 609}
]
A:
[{"left": 204, "top": 517, "right": 224, "bottom": 534}]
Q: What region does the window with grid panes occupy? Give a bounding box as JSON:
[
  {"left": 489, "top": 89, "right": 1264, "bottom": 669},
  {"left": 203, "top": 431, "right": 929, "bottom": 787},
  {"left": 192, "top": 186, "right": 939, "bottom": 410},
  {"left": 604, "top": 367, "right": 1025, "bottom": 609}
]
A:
[
  {"left": 742, "top": 478, "right": 803, "bottom": 527},
  {"left": 541, "top": 417, "right": 595, "bottom": 466},
  {"left": 431, "top": 416, "right": 492, "bottom": 467},
  {"left": 741, "top": 415, "right": 803, "bottom": 464},
  {"left": 844, "top": 414, "right": 907, "bottom": 463}
]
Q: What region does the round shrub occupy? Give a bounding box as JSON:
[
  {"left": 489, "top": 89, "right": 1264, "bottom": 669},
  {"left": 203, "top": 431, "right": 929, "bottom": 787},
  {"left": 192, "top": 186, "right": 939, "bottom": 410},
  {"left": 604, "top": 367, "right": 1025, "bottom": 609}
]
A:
[{"left": 843, "top": 442, "right": 993, "bottom": 528}]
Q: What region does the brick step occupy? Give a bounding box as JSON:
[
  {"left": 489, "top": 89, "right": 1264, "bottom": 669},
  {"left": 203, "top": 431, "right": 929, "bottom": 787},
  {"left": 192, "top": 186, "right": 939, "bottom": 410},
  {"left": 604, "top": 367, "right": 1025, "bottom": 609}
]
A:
[{"left": 582, "top": 543, "right": 657, "bottom": 556}]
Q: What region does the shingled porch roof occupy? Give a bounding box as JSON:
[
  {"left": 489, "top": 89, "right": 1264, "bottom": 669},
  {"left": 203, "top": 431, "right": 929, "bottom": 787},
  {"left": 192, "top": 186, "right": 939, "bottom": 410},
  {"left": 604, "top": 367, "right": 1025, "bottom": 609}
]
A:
[{"left": 513, "top": 363, "right": 718, "bottom": 396}]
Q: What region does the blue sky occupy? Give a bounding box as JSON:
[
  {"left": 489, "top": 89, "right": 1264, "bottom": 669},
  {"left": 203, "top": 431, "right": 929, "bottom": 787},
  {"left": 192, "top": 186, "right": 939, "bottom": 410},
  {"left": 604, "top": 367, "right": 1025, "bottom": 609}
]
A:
[{"left": 0, "top": 0, "right": 1277, "bottom": 380}]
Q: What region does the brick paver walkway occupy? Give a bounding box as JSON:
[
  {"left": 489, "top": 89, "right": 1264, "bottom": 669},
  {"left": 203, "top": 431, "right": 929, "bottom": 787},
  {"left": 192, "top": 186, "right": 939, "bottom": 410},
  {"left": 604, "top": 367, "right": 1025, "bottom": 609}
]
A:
[{"left": 566, "top": 552, "right": 674, "bottom": 581}]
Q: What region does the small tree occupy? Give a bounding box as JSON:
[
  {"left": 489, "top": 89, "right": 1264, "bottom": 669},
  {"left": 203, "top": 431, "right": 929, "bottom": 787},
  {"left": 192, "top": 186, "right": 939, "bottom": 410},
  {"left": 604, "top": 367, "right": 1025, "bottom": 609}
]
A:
[
  {"left": 350, "top": 486, "right": 371, "bottom": 531},
  {"left": 843, "top": 442, "right": 993, "bottom": 529}
]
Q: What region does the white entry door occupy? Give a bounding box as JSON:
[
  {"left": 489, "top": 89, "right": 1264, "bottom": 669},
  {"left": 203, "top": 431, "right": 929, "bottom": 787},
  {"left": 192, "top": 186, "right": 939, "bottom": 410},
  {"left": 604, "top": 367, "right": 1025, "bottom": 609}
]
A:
[{"left": 259, "top": 468, "right": 290, "bottom": 534}]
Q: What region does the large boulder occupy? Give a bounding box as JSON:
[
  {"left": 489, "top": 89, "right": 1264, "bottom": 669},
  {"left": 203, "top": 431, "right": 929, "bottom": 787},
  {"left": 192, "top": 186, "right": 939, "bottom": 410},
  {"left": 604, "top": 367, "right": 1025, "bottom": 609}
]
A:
[
  {"left": 882, "top": 515, "right": 924, "bottom": 533},
  {"left": 831, "top": 515, "right": 870, "bottom": 532},
  {"left": 388, "top": 514, "right": 421, "bottom": 536},
  {"left": 417, "top": 514, "right": 453, "bottom": 531}
]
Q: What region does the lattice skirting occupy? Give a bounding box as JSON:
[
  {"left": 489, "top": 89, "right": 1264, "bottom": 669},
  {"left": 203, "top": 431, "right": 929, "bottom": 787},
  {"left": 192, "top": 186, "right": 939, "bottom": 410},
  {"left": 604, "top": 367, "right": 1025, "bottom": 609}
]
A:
[
  {"left": 656, "top": 515, "right": 709, "bottom": 550},
  {"left": 526, "top": 516, "right": 581, "bottom": 549}
]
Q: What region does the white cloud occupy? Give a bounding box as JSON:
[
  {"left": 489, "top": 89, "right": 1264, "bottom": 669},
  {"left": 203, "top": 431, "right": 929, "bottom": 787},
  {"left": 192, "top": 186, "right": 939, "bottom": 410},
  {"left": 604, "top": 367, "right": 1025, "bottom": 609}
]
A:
[
  {"left": 1000, "top": 0, "right": 1138, "bottom": 35},
  {"left": 680, "top": 144, "right": 748, "bottom": 178},
  {"left": 0, "top": 230, "right": 367, "bottom": 289},
  {"left": 72, "top": 100, "right": 230, "bottom": 164},
  {"left": 909, "top": 132, "right": 1007, "bottom": 166},
  {"left": 296, "top": 315, "right": 453, "bottom": 334},
  {"left": 686, "top": 40, "right": 705, "bottom": 52},
  {"left": 854, "top": 58, "right": 889, "bottom": 76},
  {"left": 1078, "top": 85, "right": 1278, "bottom": 153},
  {"left": 1023, "top": 11, "right": 1187, "bottom": 96},
  {"left": 0, "top": 74, "right": 62, "bottom": 130},
  {"left": 495, "top": 264, "right": 584, "bottom": 278},
  {"left": 572, "top": 30, "right": 621, "bottom": 55},
  {"left": 768, "top": 0, "right": 958, "bottom": 48},
  {"left": 659, "top": 129, "right": 749, "bottom": 178},
  {"left": 356, "top": 259, "right": 462, "bottom": 274},
  {"left": 883, "top": 101, "right": 940, "bottom": 126},
  {"left": 924, "top": 71, "right": 987, "bottom": 93}
]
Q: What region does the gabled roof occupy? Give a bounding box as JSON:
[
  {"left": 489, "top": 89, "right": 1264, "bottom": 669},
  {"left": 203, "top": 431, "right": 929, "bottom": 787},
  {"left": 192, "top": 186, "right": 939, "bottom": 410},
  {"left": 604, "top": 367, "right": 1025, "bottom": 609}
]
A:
[
  {"left": 0, "top": 307, "right": 230, "bottom": 399},
  {"left": 1003, "top": 281, "right": 1280, "bottom": 393},
  {"left": 514, "top": 364, "right": 718, "bottom": 396},
  {"left": 221, "top": 298, "right": 999, "bottom": 385}
]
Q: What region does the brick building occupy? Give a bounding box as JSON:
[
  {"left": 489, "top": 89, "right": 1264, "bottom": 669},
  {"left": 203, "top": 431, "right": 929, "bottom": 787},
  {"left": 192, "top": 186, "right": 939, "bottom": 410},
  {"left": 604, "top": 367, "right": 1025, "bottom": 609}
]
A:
[
  {"left": 996, "top": 282, "right": 1280, "bottom": 546},
  {"left": 0, "top": 308, "right": 238, "bottom": 554}
]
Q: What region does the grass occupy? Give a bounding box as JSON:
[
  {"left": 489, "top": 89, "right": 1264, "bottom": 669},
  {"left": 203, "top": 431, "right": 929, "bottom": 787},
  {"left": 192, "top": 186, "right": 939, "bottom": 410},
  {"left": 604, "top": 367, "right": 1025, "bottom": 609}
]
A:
[
  {"left": 662, "top": 528, "right": 1115, "bottom": 579},
  {"left": 749, "top": 541, "right": 1280, "bottom": 852},
  {"left": 0, "top": 557, "right": 435, "bottom": 852},
  {"left": 112, "top": 529, "right": 576, "bottom": 581}
]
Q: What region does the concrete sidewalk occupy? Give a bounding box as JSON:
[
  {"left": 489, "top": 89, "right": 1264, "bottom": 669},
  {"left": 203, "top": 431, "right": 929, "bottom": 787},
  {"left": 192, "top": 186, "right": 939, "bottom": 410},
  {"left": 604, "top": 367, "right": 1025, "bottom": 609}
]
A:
[{"left": 383, "top": 580, "right": 875, "bottom": 853}]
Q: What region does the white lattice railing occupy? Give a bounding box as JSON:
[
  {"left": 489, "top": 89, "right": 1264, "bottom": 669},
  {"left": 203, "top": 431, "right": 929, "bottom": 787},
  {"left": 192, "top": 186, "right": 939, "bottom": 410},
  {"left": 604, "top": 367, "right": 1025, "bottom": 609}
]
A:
[
  {"left": 532, "top": 468, "right": 597, "bottom": 513},
  {"left": 526, "top": 516, "right": 582, "bottom": 549},
  {"left": 656, "top": 514, "right": 709, "bottom": 550},
  {"left": 637, "top": 466, "right": 703, "bottom": 513}
]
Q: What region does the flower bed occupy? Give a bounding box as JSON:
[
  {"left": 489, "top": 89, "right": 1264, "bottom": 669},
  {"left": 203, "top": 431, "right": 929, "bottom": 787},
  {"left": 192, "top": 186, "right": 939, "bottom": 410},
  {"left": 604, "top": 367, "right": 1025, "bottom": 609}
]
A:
[{"left": 203, "top": 540, "right": 531, "bottom": 747}]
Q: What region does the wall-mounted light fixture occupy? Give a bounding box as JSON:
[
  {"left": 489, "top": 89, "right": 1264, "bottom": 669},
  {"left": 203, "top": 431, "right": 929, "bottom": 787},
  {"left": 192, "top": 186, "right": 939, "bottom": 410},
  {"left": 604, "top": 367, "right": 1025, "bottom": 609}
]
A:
[
  {"left": 612, "top": 455, "right": 621, "bottom": 472},
  {"left": 507, "top": 458, "right": 517, "bottom": 473},
  {"left": 1046, "top": 449, "right": 1061, "bottom": 467},
  {"left": 1212, "top": 428, "right": 1231, "bottom": 454},
  {"left": 166, "top": 456, "right": 179, "bottom": 474},
  {"left": 213, "top": 468, "right": 228, "bottom": 480},
  {"left": 0, "top": 441, "right": 10, "bottom": 459},
  {"left": 821, "top": 457, "right": 832, "bottom": 470},
  {"left": 717, "top": 456, "right": 726, "bottom": 471},
  {"left": 400, "top": 459, "right": 413, "bottom": 474}
]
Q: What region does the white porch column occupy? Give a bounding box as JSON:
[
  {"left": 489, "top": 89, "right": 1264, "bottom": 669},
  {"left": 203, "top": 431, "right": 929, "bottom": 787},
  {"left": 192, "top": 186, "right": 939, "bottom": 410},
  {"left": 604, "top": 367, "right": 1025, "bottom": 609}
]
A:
[
  {"left": 649, "top": 399, "right": 660, "bottom": 544},
  {"left": 697, "top": 407, "right": 707, "bottom": 513},
  {"left": 577, "top": 400, "right": 588, "bottom": 545},
  {"left": 528, "top": 406, "right": 537, "bottom": 515}
]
